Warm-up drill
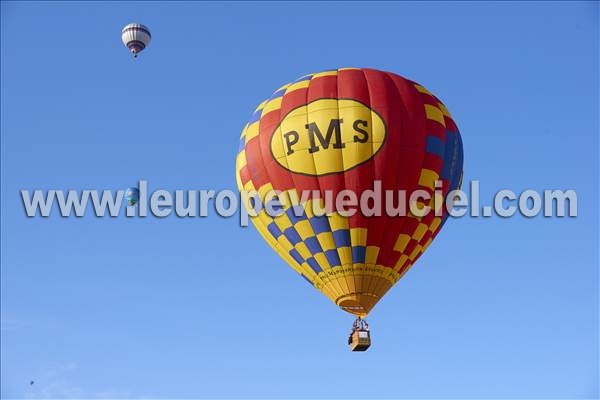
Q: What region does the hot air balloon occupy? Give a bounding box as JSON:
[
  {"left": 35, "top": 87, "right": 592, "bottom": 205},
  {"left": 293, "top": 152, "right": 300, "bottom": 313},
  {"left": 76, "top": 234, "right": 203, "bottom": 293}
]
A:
[
  {"left": 121, "top": 23, "right": 151, "bottom": 58},
  {"left": 125, "top": 187, "right": 140, "bottom": 206},
  {"left": 235, "top": 68, "right": 463, "bottom": 351}
]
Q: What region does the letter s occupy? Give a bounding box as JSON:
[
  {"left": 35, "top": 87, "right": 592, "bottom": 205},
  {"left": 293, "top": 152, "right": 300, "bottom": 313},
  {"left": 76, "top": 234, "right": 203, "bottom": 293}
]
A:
[{"left": 353, "top": 120, "right": 369, "bottom": 143}]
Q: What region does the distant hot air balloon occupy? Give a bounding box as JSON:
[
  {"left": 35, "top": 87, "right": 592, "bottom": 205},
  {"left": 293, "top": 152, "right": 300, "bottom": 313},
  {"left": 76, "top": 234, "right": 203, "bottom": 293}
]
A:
[
  {"left": 125, "top": 187, "right": 140, "bottom": 206},
  {"left": 235, "top": 68, "right": 463, "bottom": 350},
  {"left": 121, "top": 23, "right": 151, "bottom": 58}
]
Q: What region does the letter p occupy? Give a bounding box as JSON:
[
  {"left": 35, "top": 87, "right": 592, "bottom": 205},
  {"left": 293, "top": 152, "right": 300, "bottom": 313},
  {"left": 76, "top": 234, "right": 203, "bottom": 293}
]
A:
[{"left": 284, "top": 130, "right": 300, "bottom": 155}]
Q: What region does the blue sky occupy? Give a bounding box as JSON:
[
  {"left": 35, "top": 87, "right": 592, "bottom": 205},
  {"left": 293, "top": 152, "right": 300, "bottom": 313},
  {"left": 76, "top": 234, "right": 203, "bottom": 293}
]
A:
[{"left": 1, "top": 1, "right": 598, "bottom": 398}]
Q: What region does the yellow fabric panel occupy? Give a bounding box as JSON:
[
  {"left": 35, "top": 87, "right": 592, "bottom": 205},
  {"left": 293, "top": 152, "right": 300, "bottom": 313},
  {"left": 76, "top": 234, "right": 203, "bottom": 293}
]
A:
[
  {"left": 273, "top": 213, "right": 293, "bottom": 231},
  {"left": 437, "top": 102, "right": 452, "bottom": 118},
  {"left": 285, "top": 80, "right": 310, "bottom": 94},
  {"left": 316, "top": 232, "right": 336, "bottom": 251},
  {"left": 414, "top": 83, "right": 433, "bottom": 95},
  {"left": 302, "top": 273, "right": 316, "bottom": 285},
  {"left": 236, "top": 151, "right": 247, "bottom": 171},
  {"left": 306, "top": 95, "right": 339, "bottom": 120},
  {"left": 244, "top": 122, "right": 260, "bottom": 143},
  {"left": 408, "top": 244, "right": 423, "bottom": 261},
  {"left": 303, "top": 198, "right": 316, "bottom": 218},
  {"left": 243, "top": 180, "right": 256, "bottom": 192},
  {"left": 429, "top": 217, "right": 442, "bottom": 233},
  {"left": 276, "top": 235, "right": 293, "bottom": 251},
  {"left": 338, "top": 247, "right": 352, "bottom": 265},
  {"left": 394, "top": 234, "right": 411, "bottom": 252},
  {"left": 312, "top": 70, "right": 338, "bottom": 79},
  {"left": 294, "top": 220, "right": 314, "bottom": 240},
  {"left": 255, "top": 214, "right": 275, "bottom": 234},
  {"left": 418, "top": 168, "right": 440, "bottom": 191},
  {"left": 328, "top": 212, "right": 349, "bottom": 231},
  {"left": 261, "top": 96, "right": 283, "bottom": 116},
  {"left": 394, "top": 254, "right": 409, "bottom": 271},
  {"left": 412, "top": 223, "right": 429, "bottom": 242},
  {"left": 314, "top": 253, "right": 332, "bottom": 270},
  {"left": 295, "top": 242, "right": 312, "bottom": 260},
  {"left": 365, "top": 246, "right": 380, "bottom": 264},
  {"left": 257, "top": 182, "right": 274, "bottom": 200},
  {"left": 350, "top": 228, "right": 368, "bottom": 247},
  {"left": 235, "top": 172, "right": 242, "bottom": 192},
  {"left": 425, "top": 104, "right": 445, "bottom": 126}
]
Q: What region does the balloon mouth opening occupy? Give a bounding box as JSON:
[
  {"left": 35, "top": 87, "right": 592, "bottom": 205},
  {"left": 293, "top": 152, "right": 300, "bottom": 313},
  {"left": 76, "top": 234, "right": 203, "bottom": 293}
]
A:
[
  {"left": 127, "top": 41, "right": 145, "bottom": 56},
  {"left": 337, "top": 293, "right": 379, "bottom": 317}
]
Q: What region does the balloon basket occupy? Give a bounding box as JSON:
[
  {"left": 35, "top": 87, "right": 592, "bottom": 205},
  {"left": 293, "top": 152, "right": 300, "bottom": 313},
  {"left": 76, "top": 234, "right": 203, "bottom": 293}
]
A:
[
  {"left": 348, "top": 317, "right": 371, "bottom": 351},
  {"left": 349, "top": 330, "right": 371, "bottom": 352}
]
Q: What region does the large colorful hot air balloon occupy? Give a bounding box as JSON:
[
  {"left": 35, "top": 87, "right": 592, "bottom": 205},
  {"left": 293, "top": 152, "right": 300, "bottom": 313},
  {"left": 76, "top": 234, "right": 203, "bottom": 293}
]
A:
[{"left": 236, "top": 68, "right": 463, "bottom": 349}]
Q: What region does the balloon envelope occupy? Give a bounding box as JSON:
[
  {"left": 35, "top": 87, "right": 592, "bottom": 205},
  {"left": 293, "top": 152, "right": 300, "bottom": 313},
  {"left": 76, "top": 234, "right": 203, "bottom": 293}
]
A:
[
  {"left": 121, "top": 23, "right": 151, "bottom": 57},
  {"left": 236, "top": 68, "right": 463, "bottom": 316}
]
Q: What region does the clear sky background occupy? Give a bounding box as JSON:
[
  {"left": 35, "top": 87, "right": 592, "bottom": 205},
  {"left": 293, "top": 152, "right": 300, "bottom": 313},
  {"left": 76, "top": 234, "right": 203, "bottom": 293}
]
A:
[{"left": 1, "top": 1, "right": 598, "bottom": 399}]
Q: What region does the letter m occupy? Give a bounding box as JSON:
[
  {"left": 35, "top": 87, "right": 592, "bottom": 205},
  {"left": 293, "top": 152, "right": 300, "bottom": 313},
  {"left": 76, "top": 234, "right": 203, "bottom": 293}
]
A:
[{"left": 306, "top": 119, "right": 346, "bottom": 154}]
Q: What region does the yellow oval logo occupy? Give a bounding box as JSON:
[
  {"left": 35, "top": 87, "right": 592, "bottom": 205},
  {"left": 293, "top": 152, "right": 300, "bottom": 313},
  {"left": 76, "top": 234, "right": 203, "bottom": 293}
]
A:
[{"left": 270, "top": 99, "right": 387, "bottom": 176}]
